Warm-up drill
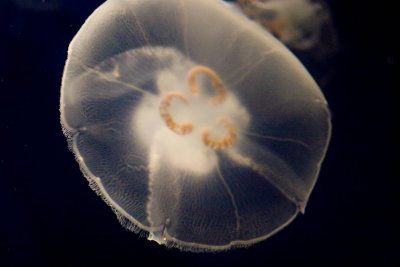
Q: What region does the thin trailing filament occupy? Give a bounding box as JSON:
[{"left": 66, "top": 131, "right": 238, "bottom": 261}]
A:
[
  {"left": 202, "top": 117, "right": 237, "bottom": 150},
  {"left": 187, "top": 66, "right": 227, "bottom": 105},
  {"left": 159, "top": 92, "right": 194, "bottom": 135}
]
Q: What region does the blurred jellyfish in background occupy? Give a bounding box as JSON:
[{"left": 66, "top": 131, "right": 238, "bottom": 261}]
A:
[
  {"left": 236, "top": 0, "right": 339, "bottom": 61},
  {"left": 61, "top": 0, "right": 331, "bottom": 251}
]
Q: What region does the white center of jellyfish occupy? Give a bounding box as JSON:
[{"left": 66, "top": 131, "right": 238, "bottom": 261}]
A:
[{"left": 134, "top": 55, "right": 250, "bottom": 176}]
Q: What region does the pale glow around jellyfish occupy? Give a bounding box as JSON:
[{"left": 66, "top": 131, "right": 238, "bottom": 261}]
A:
[{"left": 60, "top": 0, "right": 331, "bottom": 251}]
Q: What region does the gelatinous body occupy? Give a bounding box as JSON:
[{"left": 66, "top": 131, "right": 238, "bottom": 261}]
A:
[
  {"left": 60, "top": 0, "right": 331, "bottom": 251},
  {"left": 237, "top": 0, "right": 334, "bottom": 51}
]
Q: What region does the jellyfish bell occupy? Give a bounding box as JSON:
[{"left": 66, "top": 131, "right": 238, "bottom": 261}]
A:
[{"left": 60, "top": 0, "right": 331, "bottom": 251}]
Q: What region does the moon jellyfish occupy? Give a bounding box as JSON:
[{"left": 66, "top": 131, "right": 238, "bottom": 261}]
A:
[
  {"left": 60, "top": 0, "right": 331, "bottom": 251},
  {"left": 237, "top": 0, "right": 335, "bottom": 51}
]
